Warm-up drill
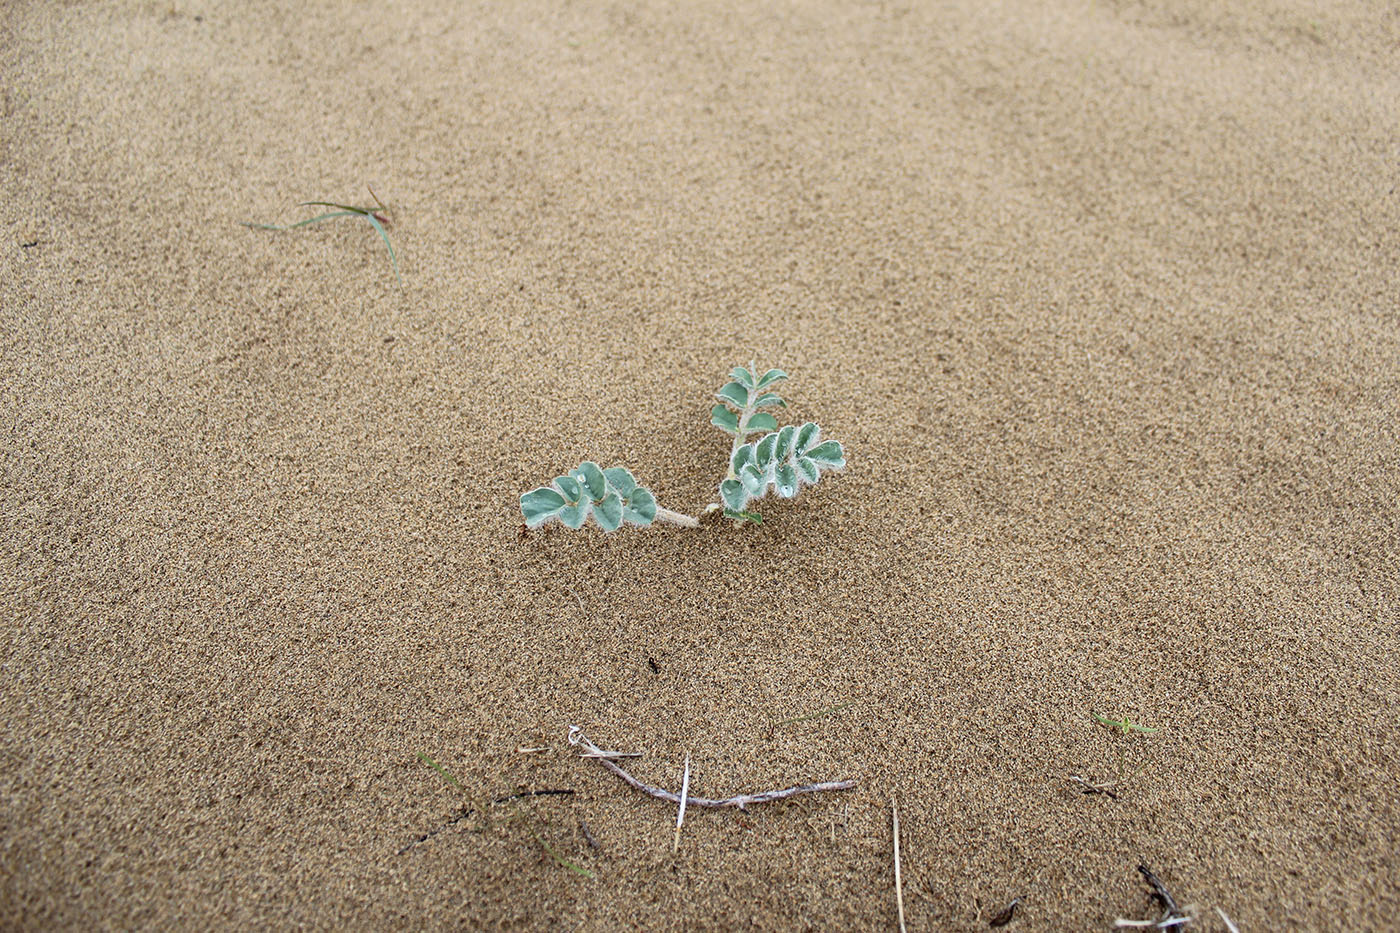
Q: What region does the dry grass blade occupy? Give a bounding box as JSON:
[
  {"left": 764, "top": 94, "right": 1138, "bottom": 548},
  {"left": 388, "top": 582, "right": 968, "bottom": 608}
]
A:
[
  {"left": 673, "top": 753, "right": 690, "bottom": 853},
  {"left": 567, "top": 726, "right": 855, "bottom": 811},
  {"left": 1214, "top": 907, "right": 1239, "bottom": 933},
  {"left": 892, "top": 797, "right": 907, "bottom": 933}
]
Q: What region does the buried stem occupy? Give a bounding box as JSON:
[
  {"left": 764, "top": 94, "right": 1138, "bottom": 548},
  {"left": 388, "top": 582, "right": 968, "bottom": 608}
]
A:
[{"left": 653, "top": 506, "right": 701, "bottom": 528}]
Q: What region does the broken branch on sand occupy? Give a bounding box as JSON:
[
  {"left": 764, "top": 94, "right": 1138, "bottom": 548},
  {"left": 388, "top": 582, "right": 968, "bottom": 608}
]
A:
[{"left": 567, "top": 726, "right": 856, "bottom": 811}]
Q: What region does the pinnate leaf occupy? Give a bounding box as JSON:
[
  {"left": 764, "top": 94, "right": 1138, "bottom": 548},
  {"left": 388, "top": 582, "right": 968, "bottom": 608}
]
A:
[
  {"left": 522, "top": 462, "right": 659, "bottom": 531},
  {"left": 716, "top": 422, "right": 845, "bottom": 514}
]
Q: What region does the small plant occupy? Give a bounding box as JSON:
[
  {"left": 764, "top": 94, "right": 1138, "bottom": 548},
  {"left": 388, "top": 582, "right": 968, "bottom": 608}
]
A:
[
  {"left": 1067, "top": 710, "right": 1160, "bottom": 798},
  {"left": 244, "top": 185, "right": 400, "bottom": 284},
  {"left": 520, "top": 364, "right": 846, "bottom": 530}
]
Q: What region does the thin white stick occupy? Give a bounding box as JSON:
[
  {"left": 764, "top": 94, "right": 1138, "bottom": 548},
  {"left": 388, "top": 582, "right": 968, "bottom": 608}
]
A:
[
  {"left": 1215, "top": 907, "right": 1240, "bottom": 933},
  {"left": 567, "top": 726, "right": 855, "bottom": 810},
  {"left": 673, "top": 754, "right": 690, "bottom": 853},
  {"left": 892, "top": 797, "right": 907, "bottom": 933},
  {"left": 1114, "top": 919, "right": 1192, "bottom": 930}
]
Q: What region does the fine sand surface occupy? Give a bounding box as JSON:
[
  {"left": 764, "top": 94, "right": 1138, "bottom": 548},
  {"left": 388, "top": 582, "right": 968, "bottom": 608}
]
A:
[{"left": 3, "top": 1, "right": 1397, "bottom": 929}]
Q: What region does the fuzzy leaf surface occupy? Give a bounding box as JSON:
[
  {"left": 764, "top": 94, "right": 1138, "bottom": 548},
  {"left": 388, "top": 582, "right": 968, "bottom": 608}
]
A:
[
  {"left": 717, "top": 422, "right": 844, "bottom": 513},
  {"left": 521, "top": 462, "right": 658, "bottom": 531},
  {"left": 711, "top": 404, "right": 740, "bottom": 435}
]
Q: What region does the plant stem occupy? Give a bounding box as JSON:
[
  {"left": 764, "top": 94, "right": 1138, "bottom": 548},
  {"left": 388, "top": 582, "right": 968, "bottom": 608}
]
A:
[{"left": 654, "top": 507, "right": 700, "bottom": 528}]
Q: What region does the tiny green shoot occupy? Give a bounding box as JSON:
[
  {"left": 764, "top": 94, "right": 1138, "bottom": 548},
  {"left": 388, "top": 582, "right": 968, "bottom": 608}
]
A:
[
  {"left": 417, "top": 751, "right": 463, "bottom": 789},
  {"left": 1091, "top": 711, "right": 1159, "bottom": 735},
  {"left": 521, "top": 363, "right": 845, "bottom": 531},
  {"left": 1071, "top": 711, "right": 1161, "bottom": 795},
  {"left": 520, "top": 807, "right": 595, "bottom": 878},
  {"left": 244, "top": 184, "right": 400, "bottom": 284}
]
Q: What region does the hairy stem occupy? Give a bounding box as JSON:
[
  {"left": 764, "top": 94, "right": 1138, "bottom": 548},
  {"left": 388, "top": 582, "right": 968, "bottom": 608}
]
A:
[{"left": 654, "top": 507, "right": 700, "bottom": 528}]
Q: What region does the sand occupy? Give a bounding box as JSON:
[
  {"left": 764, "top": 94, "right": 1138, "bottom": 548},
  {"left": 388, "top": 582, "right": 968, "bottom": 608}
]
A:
[{"left": 2, "top": 0, "right": 1396, "bottom": 929}]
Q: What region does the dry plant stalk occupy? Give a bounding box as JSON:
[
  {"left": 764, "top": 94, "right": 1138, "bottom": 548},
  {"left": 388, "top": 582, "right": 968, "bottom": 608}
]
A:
[
  {"left": 892, "top": 797, "right": 907, "bottom": 933},
  {"left": 567, "top": 726, "right": 855, "bottom": 811},
  {"left": 673, "top": 754, "right": 691, "bottom": 853}
]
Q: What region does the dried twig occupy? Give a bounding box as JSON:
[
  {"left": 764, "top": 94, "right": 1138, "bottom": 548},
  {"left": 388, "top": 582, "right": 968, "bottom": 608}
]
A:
[
  {"left": 892, "top": 797, "right": 907, "bottom": 933},
  {"left": 580, "top": 819, "right": 599, "bottom": 850},
  {"left": 1139, "top": 864, "right": 1182, "bottom": 918},
  {"left": 567, "top": 726, "right": 856, "bottom": 811},
  {"left": 989, "top": 897, "right": 1021, "bottom": 927},
  {"left": 1114, "top": 864, "right": 1191, "bottom": 930},
  {"left": 1214, "top": 907, "right": 1239, "bottom": 933},
  {"left": 1066, "top": 774, "right": 1121, "bottom": 799},
  {"left": 491, "top": 789, "right": 575, "bottom": 804}
]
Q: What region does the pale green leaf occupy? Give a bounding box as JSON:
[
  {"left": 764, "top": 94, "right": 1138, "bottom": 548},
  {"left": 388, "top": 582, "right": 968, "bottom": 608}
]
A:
[
  {"left": 775, "top": 463, "right": 798, "bottom": 498},
  {"left": 744, "top": 412, "right": 778, "bottom": 434},
  {"left": 755, "top": 433, "right": 778, "bottom": 467},
  {"left": 555, "top": 475, "right": 583, "bottom": 503},
  {"left": 740, "top": 463, "right": 767, "bottom": 496},
  {"left": 754, "top": 369, "right": 787, "bottom": 390},
  {"left": 593, "top": 492, "right": 623, "bottom": 531},
  {"left": 624, "top": 487, "right": 657, "bottom": 524},
  {"left": 603, "top": 467, "right": 637, "bottom": 496},
  {"left": 559, "top": 501, "right": 589, "bottom": 529},
  {"left": 716, "top": 382, "right": 749, "bottom": 408},
  {"left": 710, "top": 404, "right": 739, "bottom": 435},
  {"left": 775, "top": 425, "right": 796, "bottom": 461},
  {"left": 751, "top": 392, "right": 785, "bottom": 408},
  {"left": 730, "top": 366, "right": 755, "bottom": 389},
  {"left": 573, "top": 461, "right": 606, "bottom": 501},
  {"left": 795, "top": 456, "right": 820, "bottom": 485},
  {"left": 521, "top": 488, "right": 566, "bottom": 526},
  {"left": 794, "top": 422, "right": 820, "bottom": 454},
  {"left": 720, "top": 479, "right": 748, "bottom": 512},
  {"left": 805, "top": 440, "right": 845, "bottom": 468},
  {"left": 732, "top": 444, "right": 754, "bottom": 475}
]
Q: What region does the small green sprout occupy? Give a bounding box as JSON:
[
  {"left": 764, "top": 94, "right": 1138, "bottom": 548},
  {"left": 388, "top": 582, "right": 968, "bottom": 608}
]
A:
[
  {"left": 1091, "top": 711, "right": 1159, "bottom": 736},
  {"left": 1069, "top": 711, "right": 1161, "bottom": 797},
  {"left": 244, "top": 185, "right": 400, "bottom": 284},
  {"left": 521, "top": 363, "right": 846, "bottom": 531}
]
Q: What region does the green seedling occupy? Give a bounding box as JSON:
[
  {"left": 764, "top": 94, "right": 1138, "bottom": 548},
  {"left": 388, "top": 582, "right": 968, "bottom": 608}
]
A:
[
  {"left": 521, "top": 364, "right": 846, "bottom": 530},
  {"left": 1070, "top": 711, "right": 1161, "bottom": 796},
  {"left": 244, "top": 185, "right": 400, "bottom": 284},
  {"left": 521, "top": 807, "right": 595, "bottom": 878},
  {"left": 1091, "top": 711, "right": 1159, "bottom": 736}
]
